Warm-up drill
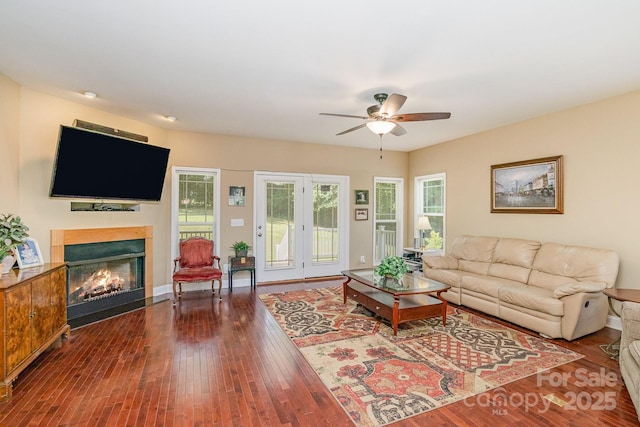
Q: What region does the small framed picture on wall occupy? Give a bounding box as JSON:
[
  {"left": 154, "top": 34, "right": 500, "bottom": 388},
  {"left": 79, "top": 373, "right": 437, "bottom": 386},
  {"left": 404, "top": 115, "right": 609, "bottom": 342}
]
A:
[
  {"left": 229, "top": 186, "right": 246, "bottom": 206},
  {"left": 355, "top": 190, "right": 369, "bottom": 205},
  {"left": 355, "top": 208, "right": 368, "bottom": 221}
]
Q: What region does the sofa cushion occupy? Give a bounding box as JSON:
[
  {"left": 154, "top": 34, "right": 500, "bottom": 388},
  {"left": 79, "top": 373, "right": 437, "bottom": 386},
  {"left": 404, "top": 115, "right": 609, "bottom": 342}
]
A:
[
  {"left": 450, "top": 235, "right": 498, "bottom": 262},
  {"left": 459, "top": 259, "right": 492, "bottom": 275},
  {"left": 423, "top": 255, "right": 459, "bottom": 270},
  {"left": 498, "top": 284, "right": 564, "bottom": 317},
  {"left": 448, "top": 236, "right": 498, "bottom": 276},
  {"left": 493, "top": 238, "right": 541, "bottom": 267},
  {"left": 527, "top": 270, "right": 577, "bottom": 292},
  {"left": 530, "top": 242, "right": 620, "bottom": 289},
  {"left": 487, "top": 263, "right": 532, "bottom": 284},
  {"left": 487, "top": 238, "right": 540, "bottom": 283},
  {"left": 461, "top": 274, "right": 523, "bottom": 299},
  {"left": 422, "top": 268, "right": 466, "bottom": 288}
]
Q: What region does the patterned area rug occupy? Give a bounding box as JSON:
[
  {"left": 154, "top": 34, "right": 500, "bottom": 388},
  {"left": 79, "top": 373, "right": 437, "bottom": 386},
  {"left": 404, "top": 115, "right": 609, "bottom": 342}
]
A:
[{"left": 259, "top": 286, "right": 583, "bottom": 426}]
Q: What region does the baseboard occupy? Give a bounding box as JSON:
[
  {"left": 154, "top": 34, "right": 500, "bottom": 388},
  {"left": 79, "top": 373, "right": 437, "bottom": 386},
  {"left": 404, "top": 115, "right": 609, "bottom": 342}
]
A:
[
  {"left": 607, "top": 314, "right": 621, "bottom": 331},
  {"left": 153, "top": 277, "right": 252, "bottom": 297}
]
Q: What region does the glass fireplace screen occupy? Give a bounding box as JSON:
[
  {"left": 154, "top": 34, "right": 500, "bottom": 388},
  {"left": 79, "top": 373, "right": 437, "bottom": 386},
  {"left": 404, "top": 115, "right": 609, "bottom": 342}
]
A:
[{"left": 67, "top": 255, "right": 143, "bottom": 306}]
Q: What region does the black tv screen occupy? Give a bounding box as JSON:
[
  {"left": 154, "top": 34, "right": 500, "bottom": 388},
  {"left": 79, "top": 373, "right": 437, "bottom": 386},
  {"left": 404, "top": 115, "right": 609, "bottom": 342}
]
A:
[{"left": 49, "top": 125, "right": 170, "bottom": 202}]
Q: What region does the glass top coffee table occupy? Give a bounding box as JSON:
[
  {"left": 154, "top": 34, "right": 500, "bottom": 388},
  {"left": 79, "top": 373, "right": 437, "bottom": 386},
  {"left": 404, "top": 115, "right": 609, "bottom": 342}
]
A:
[{"left": 342, "top": 268, "right": 451, "bottom": 335}]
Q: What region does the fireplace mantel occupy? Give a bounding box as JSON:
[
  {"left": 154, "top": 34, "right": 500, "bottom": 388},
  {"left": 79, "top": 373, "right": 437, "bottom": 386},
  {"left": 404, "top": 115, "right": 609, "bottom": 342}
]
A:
[{"left": 51, "top": 226, "right": 153, "bottom": 298}]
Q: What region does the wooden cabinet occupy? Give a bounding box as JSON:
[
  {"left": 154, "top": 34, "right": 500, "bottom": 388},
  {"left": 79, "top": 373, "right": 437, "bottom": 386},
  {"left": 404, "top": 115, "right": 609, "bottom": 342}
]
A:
[{"left": 0, "top": 263, "right": 69, "bottom": 401}]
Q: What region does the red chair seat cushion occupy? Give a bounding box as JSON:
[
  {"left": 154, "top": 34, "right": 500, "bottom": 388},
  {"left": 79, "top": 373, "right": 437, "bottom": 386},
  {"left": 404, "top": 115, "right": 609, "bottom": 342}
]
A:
[{"left": 173, "top": 266, "right": 222, "bottom": 282}]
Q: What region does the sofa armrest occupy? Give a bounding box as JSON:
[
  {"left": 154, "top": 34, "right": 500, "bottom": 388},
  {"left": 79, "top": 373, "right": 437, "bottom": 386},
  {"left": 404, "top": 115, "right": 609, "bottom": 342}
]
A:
[
  {"left": 622, "top": 301, "right": 640, "bottom": 351},
  {"left": 423, "top": 255, "right": 459, "bottom": 270},
  {"left": 553, "top": 281, "right": 606, "bottom": 298}
]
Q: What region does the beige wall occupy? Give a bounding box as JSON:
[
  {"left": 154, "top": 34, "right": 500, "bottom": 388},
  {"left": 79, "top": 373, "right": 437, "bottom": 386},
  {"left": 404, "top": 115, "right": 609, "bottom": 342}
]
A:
[
  {"left": 167, "top": 130, "right": 408, "bottom": 271},
  {"left": 17, "top": 88, "right": 172, "bottom": 288},
  {"left": 9, "top": 76, "right": 639, "bottom": 293},
  {"left": 0, "top": 74, "right": 21, "bottom": 213},
  {"left": 409, "top": 90, "right": 640, "bottom": 290},
  {"left": 8, "top": 84, "right": 407, "bottom": 291}
]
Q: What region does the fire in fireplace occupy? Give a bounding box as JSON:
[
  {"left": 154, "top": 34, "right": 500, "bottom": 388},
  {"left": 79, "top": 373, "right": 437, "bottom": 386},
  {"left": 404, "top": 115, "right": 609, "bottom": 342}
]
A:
[
  {"left": 65, "top": 239, "right": 145, "bottom": 324},
  {"left": 69, "top": 262, "right": 132, "bottom": 304}
]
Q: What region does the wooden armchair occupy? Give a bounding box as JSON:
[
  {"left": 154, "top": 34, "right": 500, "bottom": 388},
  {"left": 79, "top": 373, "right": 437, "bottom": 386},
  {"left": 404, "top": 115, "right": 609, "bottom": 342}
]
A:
[{"left": 172, "top": 237, "right": 223, "bottom": 300}]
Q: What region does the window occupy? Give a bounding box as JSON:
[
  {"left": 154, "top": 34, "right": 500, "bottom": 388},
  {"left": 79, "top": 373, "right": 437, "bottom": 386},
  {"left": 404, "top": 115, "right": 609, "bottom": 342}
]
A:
[
  {"left": 171, "top": 167, "right": 220, "bottom": 259},
  {"left": 415, "top": 173, "right": 445, "bottom": 254},
  {"left": 374, "top": 177, "right": 403, "bottom": 263}
]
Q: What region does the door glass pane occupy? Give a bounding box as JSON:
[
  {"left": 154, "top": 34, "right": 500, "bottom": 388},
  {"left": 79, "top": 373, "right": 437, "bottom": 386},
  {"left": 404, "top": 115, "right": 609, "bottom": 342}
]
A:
[
  {"left": 312, "top": 183, "right": 339, "bottom": 264},
  {"left": 178, "top": 174, "right": 215, "bottom": 240},
  {"left": 266, "top": 181, "right": 295, "bottom": 269},
  {"left": 375, "top": 182, "right": 398, "bottom": 262}
]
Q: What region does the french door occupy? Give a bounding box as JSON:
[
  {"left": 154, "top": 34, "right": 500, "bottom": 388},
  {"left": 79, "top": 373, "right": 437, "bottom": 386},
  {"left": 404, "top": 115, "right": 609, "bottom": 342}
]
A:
[{"left": 254, "top": 172, "right": 349, "bottom": 282}]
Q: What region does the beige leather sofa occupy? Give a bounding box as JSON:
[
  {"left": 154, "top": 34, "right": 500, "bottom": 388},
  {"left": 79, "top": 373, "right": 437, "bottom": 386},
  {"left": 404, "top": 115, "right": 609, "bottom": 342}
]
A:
[
  {"left": 621, "top": 301, "right": 640, "bottom": 420},
  {"left": 422, "top": 235, "right": 619, "bottom": 341}
]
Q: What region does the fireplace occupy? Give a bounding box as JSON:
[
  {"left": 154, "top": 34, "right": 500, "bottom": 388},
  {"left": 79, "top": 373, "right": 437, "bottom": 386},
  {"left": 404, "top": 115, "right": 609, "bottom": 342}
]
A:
[
  {"left": 65, "top": 239, "right": 145, "bottom": 320},
  {"left": 51, "top": 226, "right": 153, "bottom": 327}
]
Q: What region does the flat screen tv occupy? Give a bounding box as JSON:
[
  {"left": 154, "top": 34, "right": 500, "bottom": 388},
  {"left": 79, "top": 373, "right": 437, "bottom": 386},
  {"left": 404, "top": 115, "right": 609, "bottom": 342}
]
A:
[{"left": 49, "top": 125, "right": 171, "bottom": 202}]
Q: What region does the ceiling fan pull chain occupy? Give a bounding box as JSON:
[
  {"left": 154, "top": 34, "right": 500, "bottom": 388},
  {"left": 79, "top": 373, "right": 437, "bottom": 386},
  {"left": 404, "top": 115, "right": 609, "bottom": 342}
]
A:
[{"left": 379, "top": 134, "right": 383, "bottom": 159}]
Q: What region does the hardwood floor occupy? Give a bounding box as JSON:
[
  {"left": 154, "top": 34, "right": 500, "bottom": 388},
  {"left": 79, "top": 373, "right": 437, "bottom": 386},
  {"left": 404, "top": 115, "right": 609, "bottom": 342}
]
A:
[{"left": 0, "top": 278, "right": 638, "bottom": 426}]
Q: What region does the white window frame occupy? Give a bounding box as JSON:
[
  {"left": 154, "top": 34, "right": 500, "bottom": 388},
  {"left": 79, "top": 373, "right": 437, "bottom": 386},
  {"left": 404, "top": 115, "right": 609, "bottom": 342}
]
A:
[
  {"left": 373, "top": 176, "right": 404, "bottom": 264},
  {"left": 171, "top": 166, "right": 221, "bottom": 265},
  {"left": 414, "top": 172, "right": 446, "bottom": 254}
]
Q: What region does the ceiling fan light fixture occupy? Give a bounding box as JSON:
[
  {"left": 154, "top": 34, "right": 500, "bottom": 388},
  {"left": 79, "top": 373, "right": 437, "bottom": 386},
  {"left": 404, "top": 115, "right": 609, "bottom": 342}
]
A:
[{"left": 366, "top": 121, "right": 396, "bottom": 135}]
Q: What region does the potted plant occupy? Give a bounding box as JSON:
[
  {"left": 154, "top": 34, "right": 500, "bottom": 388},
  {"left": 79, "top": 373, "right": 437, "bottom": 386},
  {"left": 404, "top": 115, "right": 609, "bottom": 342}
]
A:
[
  {"left": 0, "top": 213, "right": 30, "bottom": 274},
  {"left": 231, "top": 240, "right": 252, "bottom": 257},
  {"left": 374, "top": 255, "right": 409, "bottom": 283}
]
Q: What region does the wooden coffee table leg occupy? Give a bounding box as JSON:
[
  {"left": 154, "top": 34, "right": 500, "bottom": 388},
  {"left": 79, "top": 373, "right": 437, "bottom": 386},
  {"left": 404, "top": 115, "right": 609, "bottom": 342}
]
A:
[
  {"left": 393, "top": 297, "right": 400, "bottom": 335},
  {"left": 342, "top": 278, "right": 351, "bottom": 304},
  {"left": 437, "top": 290, "right": 448, "bottom": 325}
]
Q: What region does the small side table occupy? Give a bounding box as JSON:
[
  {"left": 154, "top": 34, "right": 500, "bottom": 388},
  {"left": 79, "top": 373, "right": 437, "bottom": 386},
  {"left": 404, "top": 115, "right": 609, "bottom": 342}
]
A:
[
  {"left": 600, "top": 288, "right": 640, "bottom": 358},
  {"left": 228, "top": 256, "right": 256, "bottom": 290}
]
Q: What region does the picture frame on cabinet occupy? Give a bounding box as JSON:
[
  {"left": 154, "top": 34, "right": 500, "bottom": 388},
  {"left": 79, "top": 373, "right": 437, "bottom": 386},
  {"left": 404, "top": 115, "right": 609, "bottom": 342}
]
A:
[{"left": 16, "top": 238, "right": 44, "bottom": 268}]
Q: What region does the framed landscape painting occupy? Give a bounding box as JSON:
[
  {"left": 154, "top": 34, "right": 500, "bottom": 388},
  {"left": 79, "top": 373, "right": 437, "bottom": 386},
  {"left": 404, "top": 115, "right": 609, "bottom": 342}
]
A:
[{"left": 491, "top": 155, "right": 563, "bottom": 214}]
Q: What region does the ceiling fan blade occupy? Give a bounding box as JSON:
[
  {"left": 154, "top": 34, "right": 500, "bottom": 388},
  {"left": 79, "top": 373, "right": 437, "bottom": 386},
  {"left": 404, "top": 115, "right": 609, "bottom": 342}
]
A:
[
  {"left": 319, "top": 113, "right": 368, "bottom": 120},
  {"left": 336, "top": 123, "right": 367, "bottom": 135},
  {"left": 379, "top": 93, "right": 407, "bottom": 117},
  {"left": 391, "top": 112, "right": 451, "bottom": 122},
  {"left": 390, "top": 124, "right": 407, "bottom": 136}
]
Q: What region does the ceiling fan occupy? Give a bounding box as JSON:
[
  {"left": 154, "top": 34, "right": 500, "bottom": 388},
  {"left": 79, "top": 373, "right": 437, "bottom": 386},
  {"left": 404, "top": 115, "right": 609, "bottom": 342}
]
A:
[{"left": 319, "top": 93, "right": 451, "bottom": 137}]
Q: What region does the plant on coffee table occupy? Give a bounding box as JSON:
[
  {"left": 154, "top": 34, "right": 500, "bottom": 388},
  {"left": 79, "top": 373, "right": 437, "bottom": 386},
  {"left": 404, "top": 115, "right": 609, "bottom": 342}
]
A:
[{"left": 374, "top": 255, "right": 409, "bottom": 281}]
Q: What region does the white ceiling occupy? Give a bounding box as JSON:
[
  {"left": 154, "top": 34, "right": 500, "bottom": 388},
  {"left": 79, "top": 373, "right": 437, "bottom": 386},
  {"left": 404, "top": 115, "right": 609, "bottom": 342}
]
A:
[{"left": 2, "top": 1, "right": 640, "bottom": 152}]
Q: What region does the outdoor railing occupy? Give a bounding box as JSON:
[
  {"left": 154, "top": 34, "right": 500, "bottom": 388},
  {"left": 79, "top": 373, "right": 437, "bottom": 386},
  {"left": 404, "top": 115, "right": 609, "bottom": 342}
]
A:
[
  {"left": 313, "top": 227, "right": 339, "bottom": 263},
  {"left": 376, "top": 229, "right": 397, "bottom": 261},
  {"left": 179, "top": 230, "right": 213, "bottom": 240}
]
